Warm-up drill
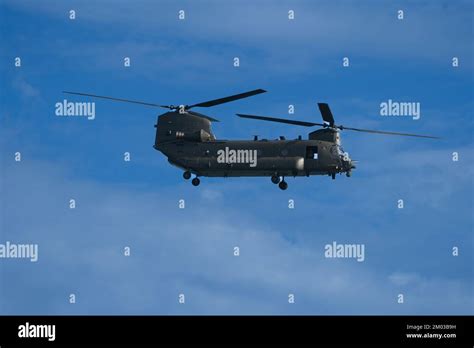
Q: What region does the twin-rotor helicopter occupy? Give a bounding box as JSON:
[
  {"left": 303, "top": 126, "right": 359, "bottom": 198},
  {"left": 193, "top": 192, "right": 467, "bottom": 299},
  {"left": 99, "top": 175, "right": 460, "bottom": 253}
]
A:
[{"left": 63, "top": 89, "right": 438, "bottom": 190}]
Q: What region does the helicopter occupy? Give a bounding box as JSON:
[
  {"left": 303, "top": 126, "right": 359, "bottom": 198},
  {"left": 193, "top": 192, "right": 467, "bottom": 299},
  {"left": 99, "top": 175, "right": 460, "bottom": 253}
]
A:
[{"left": 63, "top": 89, "right": 439, "bottom": 190}]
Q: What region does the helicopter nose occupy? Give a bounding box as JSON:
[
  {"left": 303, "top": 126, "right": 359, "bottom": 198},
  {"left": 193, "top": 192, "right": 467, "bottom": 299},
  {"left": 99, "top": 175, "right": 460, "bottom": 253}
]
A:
[{"left": 342, "top": 156, "right": 355, "bottom": 170}]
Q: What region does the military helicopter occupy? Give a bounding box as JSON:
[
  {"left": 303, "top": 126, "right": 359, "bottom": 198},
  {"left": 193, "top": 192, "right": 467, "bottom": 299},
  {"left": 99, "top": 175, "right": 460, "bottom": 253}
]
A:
[{"left": 63, "top": 89, "right": 439, "bottom": 190}]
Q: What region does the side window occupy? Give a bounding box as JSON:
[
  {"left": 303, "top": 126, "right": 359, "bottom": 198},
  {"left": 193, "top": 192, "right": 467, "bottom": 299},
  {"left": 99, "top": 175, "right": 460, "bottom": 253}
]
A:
[{"left": 306, "top": 146, "right": 318, "bottom": 159}]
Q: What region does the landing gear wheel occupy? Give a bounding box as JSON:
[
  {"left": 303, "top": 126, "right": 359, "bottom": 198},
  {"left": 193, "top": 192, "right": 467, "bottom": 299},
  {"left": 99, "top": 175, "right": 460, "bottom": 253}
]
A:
[
  {"left": 183, "top": 171, "right": 191, "bottom": 180},
  {"left": 331, "top": 173, "right": 336, "bottom": 180},
  {"left": 278, "top": 181, "right": 288, "bottom": 190},
  {"left": 346, "top": 171, "right": 351, "bottom": 177},
  {"left": 271, "top": 175, "right": 280, "bottom": 184},
  {"left": 191, "top": 177, "right": 200, "bottom": 186}
]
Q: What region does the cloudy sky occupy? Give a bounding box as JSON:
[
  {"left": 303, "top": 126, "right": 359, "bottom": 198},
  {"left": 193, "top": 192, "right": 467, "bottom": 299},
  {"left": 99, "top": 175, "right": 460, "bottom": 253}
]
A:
[{"left": 0, "top": 0, "right": 472, "bottom": 314}]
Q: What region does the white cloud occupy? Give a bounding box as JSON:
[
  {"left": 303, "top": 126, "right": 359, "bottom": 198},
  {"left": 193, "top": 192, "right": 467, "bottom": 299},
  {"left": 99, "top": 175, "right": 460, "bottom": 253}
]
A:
[
  {"left": 5, "top": 0, "right": 473, "bottom": 71},
  {"left": 389, "top": 272, "right": 421, "bottom": 286},
  {"left": 0, "top": 158, "right": 472, "bottom": 314},
  {"left": 12, "top": 76, "right": 40, "bottom": 98}
]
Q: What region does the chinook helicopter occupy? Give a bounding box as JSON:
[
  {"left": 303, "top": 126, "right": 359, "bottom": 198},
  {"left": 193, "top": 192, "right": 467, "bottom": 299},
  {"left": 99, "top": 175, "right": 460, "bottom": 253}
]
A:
[{"left": 63, "top": 89, "right": 438, "bottom": 190}]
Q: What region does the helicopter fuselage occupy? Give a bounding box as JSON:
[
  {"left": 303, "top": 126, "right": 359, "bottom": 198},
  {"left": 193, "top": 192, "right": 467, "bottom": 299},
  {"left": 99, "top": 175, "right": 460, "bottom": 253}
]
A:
[
  {"left": 153, "top": 111, "right": 354, "bottom": 181},
  {"left": 157, "top": 139, "right": 352, "bottom": 177}
]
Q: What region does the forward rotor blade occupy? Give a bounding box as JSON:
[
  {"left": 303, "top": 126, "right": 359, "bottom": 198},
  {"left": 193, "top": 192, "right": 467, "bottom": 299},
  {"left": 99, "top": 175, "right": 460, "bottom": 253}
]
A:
[
  {"left": 318, "top": 103, "right": 335, "bottom": 126},
  {"left": 340, "top": 126, "right": 440, "bottom": 139},
  {"left": 237, "top": 114, "right": 324, "bottom": 127},
  {"left": 189, "top": 89, "right": 266, "bottom": 108},
  {"left": 63, "top": 91, "right": 168, "bottom": 108}
]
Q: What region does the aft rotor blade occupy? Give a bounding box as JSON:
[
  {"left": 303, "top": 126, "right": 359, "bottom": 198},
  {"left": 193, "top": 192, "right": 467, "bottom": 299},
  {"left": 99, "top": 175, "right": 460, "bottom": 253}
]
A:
[
  {"left": 340, "top": 125, "right": 440, "bottom": 139},
  {"left": 189, "top": 89, "right": 267, "bottom": 108},
  {"left": 237, "top": 114, "right": 324, "bottom": 127},
  {"left": 63, "top": 91, "right": 168, "bottom": 108}
]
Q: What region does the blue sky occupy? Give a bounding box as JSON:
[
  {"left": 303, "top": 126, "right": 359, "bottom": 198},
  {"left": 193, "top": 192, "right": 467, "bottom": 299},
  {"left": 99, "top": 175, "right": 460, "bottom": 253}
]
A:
[{"left": 0, "top": 0, "right": 473, "bottom": 314}]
